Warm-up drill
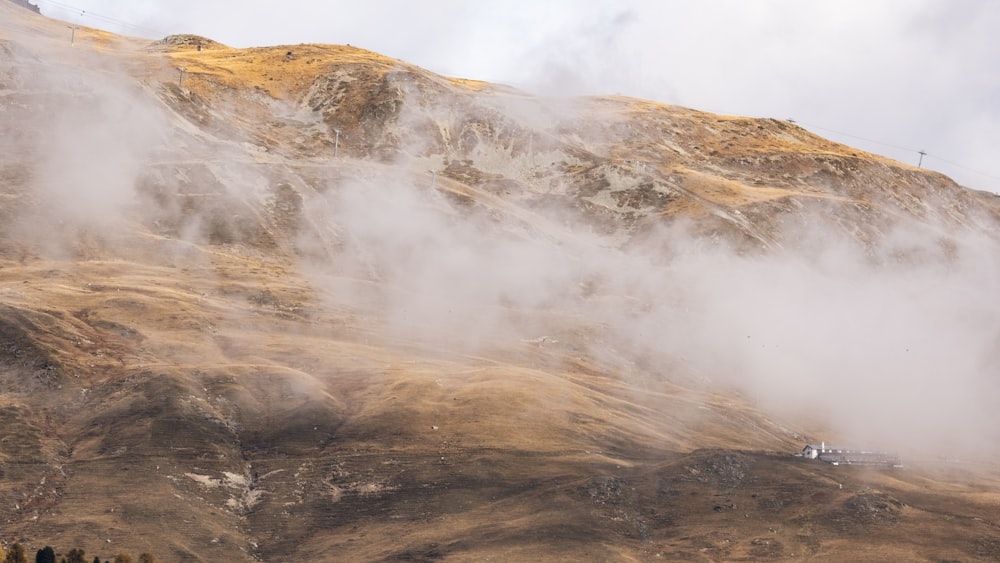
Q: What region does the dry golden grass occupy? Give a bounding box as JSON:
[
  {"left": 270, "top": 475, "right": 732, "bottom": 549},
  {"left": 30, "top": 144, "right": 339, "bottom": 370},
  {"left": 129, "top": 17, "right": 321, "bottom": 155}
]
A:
[{"left": 164, "top": 43, "right": 398, "bottom": 101}]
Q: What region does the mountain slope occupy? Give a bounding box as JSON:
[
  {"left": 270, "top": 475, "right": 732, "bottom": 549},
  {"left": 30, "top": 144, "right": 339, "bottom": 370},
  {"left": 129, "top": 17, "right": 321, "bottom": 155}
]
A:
[{"left": 2, "top": 3, "right": 1000, "bottom": 561}]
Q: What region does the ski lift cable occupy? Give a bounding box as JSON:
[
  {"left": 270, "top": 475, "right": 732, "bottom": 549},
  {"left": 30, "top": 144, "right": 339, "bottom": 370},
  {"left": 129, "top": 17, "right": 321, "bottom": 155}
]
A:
[
  {"left": 922, "top": 154, "right": 1000, "bottom": 182},
  {"left": 794, "top": 120, "right": 919, "bottom": 154},
  {"left": 35, "top": 0, "right": 162, "bottom": 37},
  {"left": 795, "top": 120, "right": 1000, "bottom": 182}
]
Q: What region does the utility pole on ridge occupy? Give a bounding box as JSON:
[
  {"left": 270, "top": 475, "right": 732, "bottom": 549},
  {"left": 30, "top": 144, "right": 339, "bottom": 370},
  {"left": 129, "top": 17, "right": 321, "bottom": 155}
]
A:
[{"left": 918, "top": 150, "right": 927, "bottom": 168}]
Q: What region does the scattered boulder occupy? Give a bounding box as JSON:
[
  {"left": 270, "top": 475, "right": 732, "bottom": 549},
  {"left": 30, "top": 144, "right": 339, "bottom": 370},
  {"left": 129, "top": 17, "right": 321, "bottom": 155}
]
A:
[
  {"left": 148, "top": 34, "right": 227, "bottom": 51},
  {"left": 682, "top": 450, "right": 754, "bottom": 488}
]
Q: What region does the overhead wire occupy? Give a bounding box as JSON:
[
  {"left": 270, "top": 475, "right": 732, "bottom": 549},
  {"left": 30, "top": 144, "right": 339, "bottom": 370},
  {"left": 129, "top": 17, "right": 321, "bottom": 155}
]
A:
[
  {"left": 794, "top": 119, "right": 1000, "bottom": 185},
  {"left": 35, "top": 0, "right": 162, "bottom": 38},
  {"left": 921, "top": 154, "right": 1000, "bottom": 183},
  {"left": 794, "top": 121, "right": 919, "bottom": 155}
]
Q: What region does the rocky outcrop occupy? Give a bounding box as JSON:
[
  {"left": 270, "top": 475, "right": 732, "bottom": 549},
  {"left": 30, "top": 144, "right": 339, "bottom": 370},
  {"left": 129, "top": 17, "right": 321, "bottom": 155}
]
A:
[{"left": 7, "top": 0, "right": 39, "bottom": 14}]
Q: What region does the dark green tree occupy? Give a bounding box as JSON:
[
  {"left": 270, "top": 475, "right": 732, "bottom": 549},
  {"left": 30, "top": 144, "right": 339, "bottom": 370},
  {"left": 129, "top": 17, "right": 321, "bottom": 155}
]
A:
[
  {"left": 35, "top": 547, "right": 55, "bottom": 563},
  {"left": 111, "top": 555, "right": 131, "bottom": 563},
  {"left": 92, "top": 557, "right": 100, "bottom": 563},
  {"left": 65, "top": 549, "right": 85, "bottom": 563}
]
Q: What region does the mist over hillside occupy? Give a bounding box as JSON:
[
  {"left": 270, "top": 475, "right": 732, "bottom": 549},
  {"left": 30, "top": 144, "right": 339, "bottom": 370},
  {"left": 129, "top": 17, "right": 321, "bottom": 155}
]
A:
[{"left": 2, "top": 3, "right": 1000, "bottom": 561}]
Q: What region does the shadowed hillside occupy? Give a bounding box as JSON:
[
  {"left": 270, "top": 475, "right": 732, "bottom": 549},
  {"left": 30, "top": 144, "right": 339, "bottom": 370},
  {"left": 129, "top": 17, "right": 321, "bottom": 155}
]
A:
[{"left": 2, "top": 3, "right": 1000, "bottom": 561}]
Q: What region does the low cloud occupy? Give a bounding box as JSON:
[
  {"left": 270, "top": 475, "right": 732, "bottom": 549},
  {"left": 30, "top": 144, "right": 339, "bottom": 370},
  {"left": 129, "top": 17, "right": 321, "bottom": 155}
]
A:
[
  {"left": 1, "top": 38, "right": 169, "bottom": 256},
  {"left": 299, "top": 137, "right": 1000, "bottom": 461}
]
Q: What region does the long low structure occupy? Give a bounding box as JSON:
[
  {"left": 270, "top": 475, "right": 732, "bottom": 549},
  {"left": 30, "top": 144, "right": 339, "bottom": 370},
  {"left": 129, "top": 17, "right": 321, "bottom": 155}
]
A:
[{"left": 801, "top": 443, "right": 902, "bottom": 467}]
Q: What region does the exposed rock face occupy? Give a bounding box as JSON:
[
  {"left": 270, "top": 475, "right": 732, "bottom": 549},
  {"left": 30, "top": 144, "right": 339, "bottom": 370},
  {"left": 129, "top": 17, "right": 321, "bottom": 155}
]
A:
[
  {"left": 6, "top": 0, "right": 39, "bottom": 14},
  {"left": 1, "top": 3, "right": 1000, "bottom": 562},
  {"left": 156, "top": 44, "right": 1000, "bottom": 256},
  {"left": 149, "top": 34, "right": 227, "bottom": 51}
]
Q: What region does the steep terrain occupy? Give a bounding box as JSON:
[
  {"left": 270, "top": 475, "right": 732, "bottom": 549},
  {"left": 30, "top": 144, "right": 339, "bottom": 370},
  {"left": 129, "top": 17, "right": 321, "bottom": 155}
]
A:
[{"left": 2, "top": 4, "right": 1000, "bottom": 561}]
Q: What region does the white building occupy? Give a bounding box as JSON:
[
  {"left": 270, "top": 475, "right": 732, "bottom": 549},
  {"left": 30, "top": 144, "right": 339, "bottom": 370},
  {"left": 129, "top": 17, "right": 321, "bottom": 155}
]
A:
[{"left": 801, "top": 442, "right": 902, "bottom": 467}]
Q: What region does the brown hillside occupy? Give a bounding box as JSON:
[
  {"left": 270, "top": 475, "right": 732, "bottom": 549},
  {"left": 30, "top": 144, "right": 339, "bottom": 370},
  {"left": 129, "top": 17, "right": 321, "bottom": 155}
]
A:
[{"left": 2, "top": 3, "right": 1000, "bottom": 561}]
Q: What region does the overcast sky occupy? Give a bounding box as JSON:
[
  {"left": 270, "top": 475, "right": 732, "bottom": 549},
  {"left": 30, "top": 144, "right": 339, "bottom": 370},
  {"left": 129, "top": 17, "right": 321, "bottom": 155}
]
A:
[{"left": 33, "top": 0, "right": 1000, "bottom": 193}]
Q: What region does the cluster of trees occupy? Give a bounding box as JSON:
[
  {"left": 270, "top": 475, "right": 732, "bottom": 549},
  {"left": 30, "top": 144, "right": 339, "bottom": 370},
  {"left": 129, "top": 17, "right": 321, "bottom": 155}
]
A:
[{"left": 0, "top": 544, "right": 156, "bottom": 563}]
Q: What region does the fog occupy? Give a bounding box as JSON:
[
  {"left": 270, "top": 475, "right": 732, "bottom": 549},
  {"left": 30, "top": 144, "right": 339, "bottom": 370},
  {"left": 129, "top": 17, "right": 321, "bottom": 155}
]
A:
[
  {"left": 659, "top": 231, "right": 1000, "bottom": 456},
  {"left": 0, "top": 34, "right": 171, "bottom": 257},
  {"left": 308, "top": 164, "right": 1000, "bottom": 460},
  {"left": 3, "top": 10, "right": 1000, "bottom": 463}
]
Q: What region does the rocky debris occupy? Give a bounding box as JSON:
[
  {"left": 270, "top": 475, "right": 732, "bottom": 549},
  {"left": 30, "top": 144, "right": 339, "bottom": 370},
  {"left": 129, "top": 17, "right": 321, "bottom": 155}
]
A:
[
  {"left": 581, "top": 475, "right": 627, "bottom": 505},
  {"left": 181, "top": 468, "right": 263, "bottom": 515},
  {"left": 681, "top": 450, "right": 754, "bottom": 489},
  {"left": 749, "top": 536, "right": 785, "bottom": 558},
  {"left": 839, "top": 490, "right": 905, "bottom": 525},
  {"left": 972, "top": 537, "right": 1000, "bottom": 559},
  {"left": 0, "top": 306, "right": 69, "bottom": 390},
  {"left": 575, "top": 475, "right": 653, "bottom": 541},
  {"left": 814, "top": 488, "right": 906, "bottom": 534},
  {"left": 149, "top": 34, "right": 227, "bottom": 51},
  {"left": 7, "top": 0, "right": 39, "bottom": 14}
]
